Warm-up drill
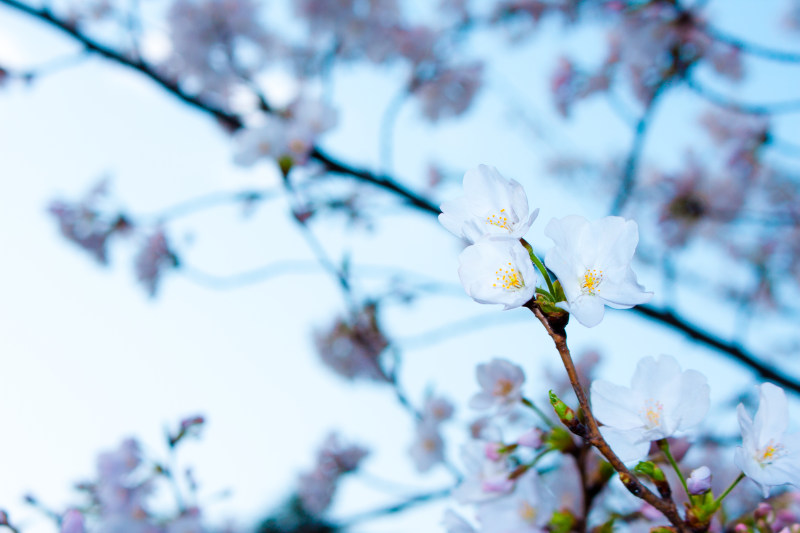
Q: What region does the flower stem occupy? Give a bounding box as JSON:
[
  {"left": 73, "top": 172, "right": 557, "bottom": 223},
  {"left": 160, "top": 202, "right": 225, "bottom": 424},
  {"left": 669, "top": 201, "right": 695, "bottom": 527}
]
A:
[
  {"left": 658, "top": 439, "right": 690, "bottom": 498},
  {"left": 520, "top": 239, "right": 556, "bottom": 298},
  {"left": 526, "top": 303, "right": 687, "bottom": 531},
  {"left": 712, "top": 472, "right": 745, "bottom": 509},
  {"left": 522, "top": 397, "right": 557, "bottom": 429}
]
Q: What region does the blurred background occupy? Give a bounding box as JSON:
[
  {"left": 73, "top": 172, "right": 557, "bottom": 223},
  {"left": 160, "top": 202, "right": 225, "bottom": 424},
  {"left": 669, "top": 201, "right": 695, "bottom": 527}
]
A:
[{"left": 1, "top": 0, "right": 799, "bottom": 531}]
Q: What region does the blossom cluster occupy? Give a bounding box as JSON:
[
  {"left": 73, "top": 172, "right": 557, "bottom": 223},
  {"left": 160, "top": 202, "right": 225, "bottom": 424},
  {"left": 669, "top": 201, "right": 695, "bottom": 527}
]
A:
[
  {"left": 296, "top": 433, "right": 369, "bottom": 517},
  {"left": 440, "top": 164, "right": 652, "bottom": 327},
  {"left": 443, "top": 351, "right": 800, "bottom": 532}
]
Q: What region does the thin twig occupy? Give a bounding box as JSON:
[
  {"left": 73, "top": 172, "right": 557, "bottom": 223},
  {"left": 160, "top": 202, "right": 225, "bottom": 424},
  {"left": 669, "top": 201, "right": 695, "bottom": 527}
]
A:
[
  {"left": 686, "top": 76, "right": 800, "bottom": 115},
  {"left": 527, "top": 303, "right": 687, "bottom": 530}
]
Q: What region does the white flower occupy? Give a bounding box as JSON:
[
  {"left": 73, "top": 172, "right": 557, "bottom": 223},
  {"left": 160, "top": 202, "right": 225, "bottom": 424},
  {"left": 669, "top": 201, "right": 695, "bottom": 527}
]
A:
[
  {"left": 409, "top": 420, "right": 445, "bottom": 473},
  {"left": 458, "top": 239, "right": 537, "bottom": 310},
  {"left": 469, "top": 358, "right": 526, "bottom": 413},
  {"left": 442, "top": 510, "right": 476, "bottom": 533},
  {"left": 232, "top": 116, "right": 288, "bottom": 167},
  {"left": 686, "top": 466, "right": 712, "bottom": 495},
  {"left": 544, "top": 215, "right": 653, "bottom": 327},
  {"left": 453, "top": 440, "right": 514, "bottom": 504},
  {"left": 590, "top": 354, "right": 710, "bottom": 464},
  {"left": 475, "top": 469, "right": 552, "bottom": 533},
  {"left": 734, "top": 383, "right": 800, "bottom": 497},
  {"left": 440, "top": 165, "right": 539, "bottom": 243}
]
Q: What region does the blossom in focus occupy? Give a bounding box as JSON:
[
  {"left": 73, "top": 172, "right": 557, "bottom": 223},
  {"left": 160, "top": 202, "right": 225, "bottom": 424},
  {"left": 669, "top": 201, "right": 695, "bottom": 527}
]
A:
[
  {"left": 544, "top": 215, "right": 652, "bottom": 327},
  {"left": 475, "top": 469, "right": 552, "bottom": 533},
  {"left": 469, "top": 358, "right": 525, "bottom": 413},
  {"left": 734, "top": 383, "right": 800, "bottom": 497},
  {"left": 590, "top": 354, "right": 710, "bottom": 463},
  {"left": 458, "top": 239, "right": 537, "bottom": 310},
  {"left": 687, "top": 465, "right": 712, "bottom": 495},
  {"left": 439, "top": 164, "right": 539, "bottom": 243}
]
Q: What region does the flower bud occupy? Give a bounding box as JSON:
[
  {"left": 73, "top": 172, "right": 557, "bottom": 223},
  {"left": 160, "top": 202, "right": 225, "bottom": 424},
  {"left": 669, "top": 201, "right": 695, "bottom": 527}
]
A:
[
  {"left": 516, "top": 428, "right": 543, "bottom": 449},
  {"left": 755, "top": 502, "right": 775, "bottom": 523},
  {"left": 484, "top": 442, "right": 504, "bottom": 461},
  {"left": 687, "top": 465, "right": 712, "bottom": 495},
  {"left": 61, "top": 510, "right": 86, "bottom": 533}
]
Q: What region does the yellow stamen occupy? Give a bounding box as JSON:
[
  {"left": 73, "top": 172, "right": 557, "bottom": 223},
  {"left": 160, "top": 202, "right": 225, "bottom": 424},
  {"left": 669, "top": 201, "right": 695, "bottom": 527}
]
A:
[
  {"left": 757, "top": 440, "right": 785, "bottom": 465},
  {"left": 494, "top": 379, "right": 514, "bottom": 397},
  {"left": 518, "top": 502, "right": 537, "bottom": 523},
  {"left": 640, "top": 399, "right": 664, "bottom": 428},
  {"left": 581, "top": 268, "right": 604, "bottom": 295},
  {"left": 495, "top": 265, "right": 525, "bottom": 290},
  {"left": 486, "top": 208, "right": 513, "bottom": 232}
]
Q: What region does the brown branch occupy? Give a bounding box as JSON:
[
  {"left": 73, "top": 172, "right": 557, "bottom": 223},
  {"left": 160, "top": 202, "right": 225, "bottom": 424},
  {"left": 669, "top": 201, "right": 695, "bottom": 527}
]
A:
[
  {"left": 633, "top": 305, "right": 800, "bottom": 395},
  {"left": 0, "top": 0, "right": 439, "bottom": 216},
  {"left": 527, "top": 302, "right": 687, "bottom": 530},
  {"left": 4, "top": 0, "right": 798, "bottom": 399}
]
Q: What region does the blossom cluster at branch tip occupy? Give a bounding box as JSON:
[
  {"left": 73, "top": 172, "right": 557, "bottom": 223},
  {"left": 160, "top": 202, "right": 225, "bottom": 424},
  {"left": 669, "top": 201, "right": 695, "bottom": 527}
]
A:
[
  {"left": 544, "top": 215, "right": 652, "bottom": 327},
  {"left": 441, "top": 164, "right": 652, "bottom": 324},
  {"left": 590, "top": 354, "right": 710, "bottom": 464}
]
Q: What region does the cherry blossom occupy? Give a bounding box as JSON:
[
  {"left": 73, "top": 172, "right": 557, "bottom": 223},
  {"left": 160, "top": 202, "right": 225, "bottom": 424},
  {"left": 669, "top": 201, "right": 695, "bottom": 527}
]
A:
[
  {"left": 687, "top": 465, "right": 712, "bottom": 495},
  {"left": 440, "top": 164, "right": 539, "bottom": 243},
  {"left": 544, "top": 215, "right": 652, "bottom": 327},
  {"left": 475, "top": 470, "right": 552, "bottom": 533},
  {"left": 469, "top": 358, "right": 526, "bottom": 413},
  {"left": 734, "top": 383, "right": 800, "bottom": 497},
  {"left": 590, "top": 354, "right": 710, "bottom": 463},
  {"left": 458, "top": 239, "right": 538, "bottom": 310}
]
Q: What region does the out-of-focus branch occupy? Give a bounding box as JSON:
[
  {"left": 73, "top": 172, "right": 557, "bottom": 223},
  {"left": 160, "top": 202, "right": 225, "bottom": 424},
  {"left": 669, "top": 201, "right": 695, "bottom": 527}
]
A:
[
  {"left": 0, "top": 0, "right": 439, "bottom": 215},
  {"left": 702, "top": 26, "right": 800, "bottom": 64},
  {"left": 335, "top": 486, "right": 453, "bottom": 528},
  {"left": 4, "top": 0, "right": 798, "bottom": 398},
  {"left": 686, "top": 76, "right": 800, "bottom": 115},
  {"left": 610, "top": 86, "right": 664, "bottom": 215},
  {"left": 633, "top": 305, "right": 800, "bottom": 395}
]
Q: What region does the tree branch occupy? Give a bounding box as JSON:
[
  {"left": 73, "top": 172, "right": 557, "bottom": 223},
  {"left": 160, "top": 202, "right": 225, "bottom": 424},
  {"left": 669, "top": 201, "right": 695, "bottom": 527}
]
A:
[
  {"left": 527, "top": 303, "right": 687, "bottom": 530},
  {"left": 633, "top": 305, "right": 800, "bottom": 394}
]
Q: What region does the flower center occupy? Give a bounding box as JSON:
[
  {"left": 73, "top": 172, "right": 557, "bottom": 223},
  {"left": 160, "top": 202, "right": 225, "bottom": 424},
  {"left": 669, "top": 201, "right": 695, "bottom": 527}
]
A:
[
  {"left": 518, "top": 501, "right": 537, "bottom": 524},
  {"left": 581, "top": 268, "right": 604, "bottom": 295},
  {"left": 493, "top": 262, "right": 525, "bottom": 291},
  {"left": 640, "top": 398, "right": 664, "bottom": 429},
  {"left": 756, "top": 440, "right": 785, "bottom": 466},
  {"left": 485, "top": 208, "right": 513, "bottom": 232},
  {"left": 494, "top": 379, "right": 514, "bottom": 397}
]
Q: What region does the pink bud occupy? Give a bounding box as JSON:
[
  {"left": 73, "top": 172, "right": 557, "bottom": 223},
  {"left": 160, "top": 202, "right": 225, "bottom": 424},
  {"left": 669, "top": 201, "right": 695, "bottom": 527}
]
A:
[
  {"left": 734, "top": 524, "right": 749, "bottom": 533},
  {"left": 687, "top": 466, "right": 712, "bottom": 495},
  {"left": 755, "top": 502, "right": 775, "bottom": 522},
  {"left": 481, "top": 478, "right": 514, "bottom": 494},
  {"left": 0, "top": 511, "right": 8, "bottom": 526},
  {"left": 516, "top": 428, "right": 543, "bottom": 449},
  {"left": 484, "top": 442, "right": 503, "bottom": 461},
  {"left": 61, "top": 510, "right": 85, "bottom": 533}
]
